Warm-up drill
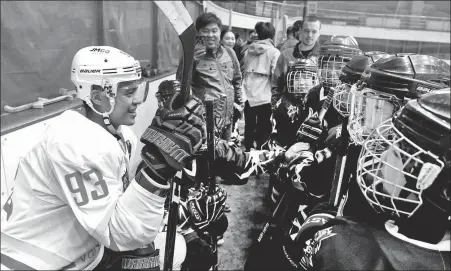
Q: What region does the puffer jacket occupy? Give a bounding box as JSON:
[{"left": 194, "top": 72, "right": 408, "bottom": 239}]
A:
[
  {"left": 178, "top": 44, "right": 243, "bottom": 126},
  {"left": 242, "top": 39, "right": 280, "bottom": 107},
  {"left": 271, "top": 41, "right": 320, "bottom": 108}
]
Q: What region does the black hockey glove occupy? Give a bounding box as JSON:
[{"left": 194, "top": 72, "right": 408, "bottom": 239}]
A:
[
  {"left": 183, "top": 231, "right": 216, "bottom": 271},
  {"left": 312, "top": 124, "right": 342, "bottom": 164},
  {"left": 140, "top": 92, "right": 206, "bottom": 184},
  {"left": 297, "top": 113, "right": 328, "bottom": 144},
  {"left": 323, "top": 124, "right": 342, "bottom": 151},
  {"left": 187, "top": 184, "right": 227, "bottom": 230}
]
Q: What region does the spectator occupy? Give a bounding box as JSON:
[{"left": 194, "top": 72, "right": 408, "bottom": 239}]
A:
[
  {"left": 271, "top": 15, "right": 322, "bottom": 109},
  {"left": 238, "top": 29, "right": 258, "bottom": 68},
  {"left": 292, "top": 19, "right": 304, "bottom": 39},
  {"left": 277, "top": 19, "right": 303, "bottom": 51},
  {"left": 278, "top": 26, "right": 297, "bottom": 51},
  {"left": 177, "top": 12, "right": 243, "bottom": 142},
  {"left": 233, "top": 32, "right": 244, "bottom": 59},
  {"left": 242, "top": 22, "right": 281, "bottom": 151},
  {"left": 220, "top": 29, "right": 236, "bottom": 49},
  {"left": 176, "top": 12, "right": 243, "bottom": 217}
]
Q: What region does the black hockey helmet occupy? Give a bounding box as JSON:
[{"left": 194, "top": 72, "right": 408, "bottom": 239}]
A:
[
  {"left": 348, "top": 54, "right": 450, "bottom": 144},
  {"left": 365, "top": 51, "right": 391, "bottom": 63},
  {"left": 156, "top": 80, "right": 181, "bottom": 107},
  {"left": 339, "top": 51, "right": 391, "bottom": 84},
  {"left": 361, "top": 54, "right": 450, "bottom": 99},
  {"left": 333, "top": 52, "right": 391, "bottom": 117},
  {"left": 318, "top": 35, "right": 363, "bottom": 88},
  {"left": 357, "top": 89, "right": 450, "bottom": 243}
]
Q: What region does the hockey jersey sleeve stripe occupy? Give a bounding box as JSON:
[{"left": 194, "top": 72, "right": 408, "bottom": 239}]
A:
[
  {"left": 1, "top": 253, "right": 35, "bottom": 270},
  {"left": 1, "top": 233, "right": 73, "bottom": 269}
]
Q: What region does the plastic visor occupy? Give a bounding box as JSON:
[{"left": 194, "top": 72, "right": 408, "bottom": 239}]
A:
[
  {"left": 117, "top": 78, "right": 150, "bottom": 103},
  {"left": 348, "top": 87, "right": 401, "bottom": 145},
  {"left": 356, "top": 119, "right": 444, "bottom": 218},
  {"left": 333, "top": 83, "right": 358, "bottom": 117},
  {"left": 287, "top": 70, "right": 318, "bottom": 94},
  {"left": 318, "top": 59, "right": 346, "bottom": 87}
]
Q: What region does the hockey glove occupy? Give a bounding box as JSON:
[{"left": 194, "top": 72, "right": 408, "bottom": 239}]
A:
[
  {"left": 323, "top": 124, "right": 342, "bottom": 151},
  {"left": 297, "top": 113, "right": 328, "bottom": 144},
  {"left": 313, "top": 124, "right": 342, "bottom": 164},
  {"left": 187, "top": 184, "right": 227, "bottom": 230},
  {"left": 182, "top": 231, "right": 216, "bottom": 270},
  {"left": 140, "top": 92, "right": 206, "bottom": 184}
]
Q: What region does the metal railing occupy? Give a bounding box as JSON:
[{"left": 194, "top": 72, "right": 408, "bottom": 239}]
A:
[{"left": 212, "top": 1, "right": 450, "bottom": 32}]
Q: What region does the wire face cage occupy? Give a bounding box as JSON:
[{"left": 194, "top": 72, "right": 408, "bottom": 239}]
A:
[
  {"left": 357, "top": 118, "right": 444, "bottom": 218},
  {"left": 332, "top": 82, "right": 358, "bottom": 117},
  {"left": 286, "top": 59, "right": 319, "bottom": 98},
  {"left": 348, "top": 87, "right": 402, "bottom": 145},
  {"left": 318, "top": 55, "right": 347, "bottom": 88}
]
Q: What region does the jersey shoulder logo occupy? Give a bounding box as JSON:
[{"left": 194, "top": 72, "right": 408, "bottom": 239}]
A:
[{"left": 300, "top": 226, "right": 337, "bottom": 269}]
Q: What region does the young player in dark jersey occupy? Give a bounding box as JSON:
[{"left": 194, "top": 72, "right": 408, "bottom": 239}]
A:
[
  {"left": 268, "top": 36, "right": 362, "bottom": 209},
  {"left": 244, "top": 54, "right": 450, "bottom": 270}
]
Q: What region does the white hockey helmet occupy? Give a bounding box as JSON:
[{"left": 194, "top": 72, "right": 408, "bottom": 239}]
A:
[{"left": 71, "top": 46, "right": 148, "bottom": 129}]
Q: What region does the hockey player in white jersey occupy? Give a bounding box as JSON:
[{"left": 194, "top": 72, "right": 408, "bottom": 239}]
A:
[{"left": 1, "top": 46, "right": 207, "bottom": 270}]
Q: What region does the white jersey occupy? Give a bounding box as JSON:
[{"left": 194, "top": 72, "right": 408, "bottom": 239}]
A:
[{"left": 1, "top": 110, "right": 167, "bottom": 270}]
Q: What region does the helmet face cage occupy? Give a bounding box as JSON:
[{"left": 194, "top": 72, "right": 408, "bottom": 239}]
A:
[
  {"left": 348, "top": 85, "right": 402, "bottom": 145},
  {"left": 318, "top": 56, "right": 347, "bottom": 88},
  {"left": 333, "top": 82, "right": 358, "bottom": 117},
  {"left": 357, "top": 118, "right": 444, "bottom": 218},
  {"left": 286, "top": 62, "right": 319, "bottom": 98}
]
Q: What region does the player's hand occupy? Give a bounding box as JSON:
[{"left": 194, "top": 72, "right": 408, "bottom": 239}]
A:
[
  {"left": 187, "top": 184, "right": 227, "bottom": 230},
  {"left": 297, "top": 114, "right": 328, "bottom": 143},
  {"left": 183, "top": 231, "right": 216, "bottom": 270},
  {"left": 284, "top": 142, "right": 312, "bottom": 164},
  {"left": 140, "top": 92, "right": 206, "bottom": 184},
  {"left": 324, "top": 124, "right": 342, "bottom": 151}
]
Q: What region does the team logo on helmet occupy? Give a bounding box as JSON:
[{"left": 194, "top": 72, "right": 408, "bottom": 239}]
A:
[
  {"left": 416, "top": 84, "right": 433, "bottom": 94},
  {"left": 90, "top": 47, "right": 110, "bottom": 54}
]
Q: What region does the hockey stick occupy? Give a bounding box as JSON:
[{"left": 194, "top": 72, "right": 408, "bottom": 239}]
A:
[
  {"left": 153, "top": 2, "right": 196, "bottom": 271},
  {"left": 154, "top": 1, "right": 196, "bottom": 104},
  {"left": 328, "top": 116, "right": 351, "bottom": 209},
  {"left": 205, "top": 99, "right": 219, "bottom": 271}
]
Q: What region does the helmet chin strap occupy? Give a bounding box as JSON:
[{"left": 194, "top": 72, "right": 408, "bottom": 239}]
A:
[
  {"left": 86, "top": 98, "right": 119, "bottom": 136},
  {"left": 102, "top": 98, "right": 119, "bottom": 136}
]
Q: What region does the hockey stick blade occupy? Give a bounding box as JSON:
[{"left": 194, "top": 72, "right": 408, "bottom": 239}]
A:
[{"left": 154, "top": 1, "right": 196, "bottom": 103}]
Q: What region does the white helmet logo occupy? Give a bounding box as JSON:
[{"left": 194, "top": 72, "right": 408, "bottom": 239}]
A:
[{"left": 90, "top": 48, "right": 110, "bottom": 54}]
